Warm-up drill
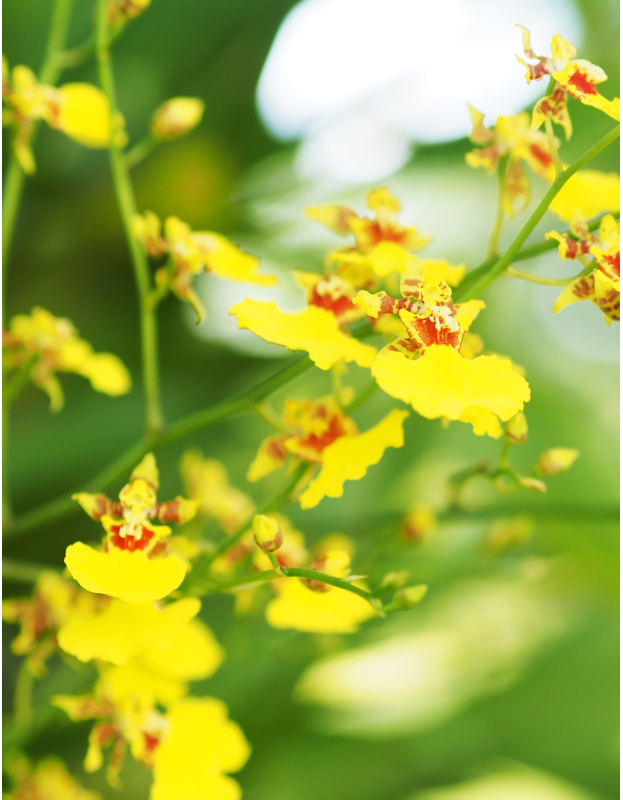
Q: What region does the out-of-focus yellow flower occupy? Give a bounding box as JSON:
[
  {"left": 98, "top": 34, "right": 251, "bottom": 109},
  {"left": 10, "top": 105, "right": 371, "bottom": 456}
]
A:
[
  {"left": 466, "top": 108, "right": 556, "bottom": 217},
  {"left": 3, "top": 308, "right": 131, "bottom": 411},
  {"left": 2, "top": 61, "right": 118, "bottom": 173},
  {"left": 354, "top": 259, "right": 530, "bottom": 437},
  {"left": 401, "top": 505, "right": 436, "bottom": 543},
  {"left": 266, "top": 536, "right": 375, "bottom": 634},
  {"left": 548, "top": 170, "right": 620, "bottom": 222},
  {"left": 66, "top": 454, "right": 197, "bottom": 603},
  {"left": 307, "top": 187, "right": 431, "bottom": 278},
  {"left": 484, "top": 516, "right": 534, "bottom": 553},
  {"left": 132, "top": 212, "right": 276, "bottom": 323},
  {"left": 549, "top": 215, "right": 620, "bottom": 324},
  {"left": 152, "top": 699, "right": 250, "bottom": 800},
  {"left": 180, "top": 450, "right": 255, "bottom": 533},
  {"left": 151, "top": 97, "right": 204, "bottom": 139},
  {"left": 517, "top": 26, "right": 620, "bottom": 124},
  {"left": 2, "top": 571, "right": 107, "bottom": 676},
  {"left": 3, "top": 756, "right": 101, "bottom": 800},
  {"left": 247, "top": 394, "right": 407, "bottom": 508}
]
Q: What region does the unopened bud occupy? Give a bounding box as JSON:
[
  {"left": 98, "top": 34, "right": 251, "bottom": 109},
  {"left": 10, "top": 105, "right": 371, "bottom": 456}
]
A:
[
  {"left": 401, "top": 505, "right": 436, "bottom": 544},
  {"left": 252, "top": 514, "right": 282, "bottom": 553},
  {"left": 151, "top": 98, "right": 205, "bottom": 140},
  {"left": 109, "top": 0, "right": 151, "bottom": 22},
  {"left": 393, "top": 584, "right": 428, "bottom": 609},
  {"left": 535, "top": 448, "right": 579, "bottom": 476},
  {"left": 519, "top": 476, "right": 547, "bottom": 493},
  {"left": 378, "top": 570, "right": 409, "bottom": 592},
  {"left": 506, "top": 412, "right": 528, "bottom": 444},
  {"left": 484, "top": 515, "right": 534, "bottom": 553}
]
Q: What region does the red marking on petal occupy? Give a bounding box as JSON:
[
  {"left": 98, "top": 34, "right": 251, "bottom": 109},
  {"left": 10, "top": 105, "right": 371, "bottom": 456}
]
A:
[
  {"left": 567, "top": 69, "right": 598, "bottom": 95},
  {"left": 143, "top": 733, "right": 161, "bottom": 753},
  {"left": 110, "top": 525, "right": 154, "bottom": 552},
  {"left": 297, "top": 414, "right": 348, "bottom": 456},
  {"left": 529, "top": 144, "right": 553, "bottom": 169},
  {"left": 601, "top": 251, "right": 620, "bottom": 277},
  {"left": 309, "top": 286, "right": 355, "bottom": 319},
  {"left": 411, "top": 316, "right": 461, "bottom": 348}
]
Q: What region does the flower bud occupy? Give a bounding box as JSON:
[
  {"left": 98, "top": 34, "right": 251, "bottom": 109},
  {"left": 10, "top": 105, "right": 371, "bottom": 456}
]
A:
[
  {"left": 505, "top": 412, "right": 528, "bottom": 444},
  {"left": 109, "top": 0, "right": 151, "bottom": 22},
  {"left": 519, "top": 476, "right": 547, "bottom": 493},
  {"left": 484, "top": 515, "right": 534, "bottom": 553},
  {"left": 377, "top": 570, "right": 409, "bottom": 592},
  {"left": 393, "top": 584, "right": 428, "bottom": 609},
  {"left": 252, "top": 514, "right": 283, "bottom": 553},
  {"left": 535, "top": 448, "right": 579, "bottom": 476},
  {"left": 401, "top": 505, "right": 436, "bottom": 544},
  {"left": 151, "top": 98, "right": 205, "bottom": 140}
]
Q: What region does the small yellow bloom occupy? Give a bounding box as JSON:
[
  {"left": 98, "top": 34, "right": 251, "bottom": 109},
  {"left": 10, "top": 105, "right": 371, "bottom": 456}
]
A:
[
  {"left": 548, "top": 170, "right": 620, "bottom": 222},
  {"left": 3, "top": 307, "right": 131, "bottom": 411},
  {"left": 307, "top": 187, "right": 431, "bottom": 279},
  {"left": 151, "top": 97, "right": 204, "bottom": 139},
  {"left": 517, "top": 26, "right": 620, "bottom": 124},
  {"left": 133, "top": 212, "right": 276, "bottom": 323},
  {"left": 551, "top": 215, "right": 620, "bottom": 324},
  {"left": 53, "top": 83, "right": 113, "bottom": 147},
  {"left": 229, "top": 298, "right": 377, "bottom": 370},
  {"left": 66, "top": 454, "right": 197, "bottom": 603},
  {"left": 180, "top": 450, "right": 255, "bottom": 533},
  {"left": 248, "top": 395, "right": 406, "bottom": 507},
  {"left": 355, "top": 259, "right": 530, "bottom": 437},
  {"left": 252, "top": 514, "right": 283, "bottom": 552},
  {"left": 3, "top": 756, "right": 101, "bottom": 800},
  {"left": 266, "top": 538, "right": 375, "bottom": 634},
  {"left": 152, "top": 699, "right": 250, "bottom": 800},
  {"left": 466, "top": 107, "right": 556, "bottom": 217},
  {"left": 401, "top": 505, "right": 436, "bottom": 543},
  {"left": 2, "top": 571, "right": 106, "bottom": 676}
]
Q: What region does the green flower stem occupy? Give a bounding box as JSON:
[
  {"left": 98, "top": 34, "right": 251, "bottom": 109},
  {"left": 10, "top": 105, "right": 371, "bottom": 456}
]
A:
[
  {"left": 504, "top": 264, "right": 592, "bottom": 286},
  {"left": 3, "top": 558, "right": 61, "bottom": 583},
  {"left": 96, "top": 0, "right": 163, "bottom": 437},
  {"left": 124, "top": 135, "right": 158, "bottom": 169},
  {"left": 2, "top": 0, "right": 75, "bottom": 314},
  {"left": 201, "top": 461, "right": 309, "bottom": 570},
  {"left": 14, "top": 662, "right": 34, "bottom": 729},
  {"left": 344, "top": 380, "right": 379, "bottom": 415},
  {"left": 455, "top": 124, "right": 620, "bottom": 302},
  {"left": 281, "top": 568, "right": 382, "bottom": 612},
  {"left": 4, "top": 355, "right": 314, "bottom": 540},
  {"left": 487, "top": 153, "right": 510, "bottom": 258}
]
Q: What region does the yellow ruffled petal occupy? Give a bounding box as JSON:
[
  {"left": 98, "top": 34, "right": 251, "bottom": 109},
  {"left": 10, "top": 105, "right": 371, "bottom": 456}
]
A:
[
  {"left": 299, "top": 409, "right": 408, "bottom": 509},
  {"left": 229, "top": 299, "right": 376, "bottom": 370},
  {"left": 197, "top": 232, "right": 276, "bottom": 286},
  {"left": 420, "top": 259, "right": 466, "bottom": 287},
  {"left": 79, "top": 353, "right": 132, "bottom": 396},
  {"left": 371, "top": 345, "right": 530, "bottom": 437},
  {"left": 152, "top": 699, "right": 250, "bottom": 800},
  {"left": 140, "top": 618, "right": 224, "bottom": 681},
  {"left": 247, "top": 434, "right": 289, "bottom": 482},
  {"left": 64, "top": 544, "right": 185, "bottom": 603},
  {"left": 266, "top": 578, "right": 375, "bottom": 634},
  {"left": 101, "top": 659, "right": 186, "bottom": 709},
  {"left": 131, "top": 452, "right": 159, "bottom": 488},
  {"left": 549, "top": 170, "right": 620, "bottom": 221},
  {"left": 57, "top": 597, "right": 201, "bottom": 665},
  {"left": 305, "top": 204, "right": 357, "bottom": 235},
  {"left": 56, "top": 84, "right": 112, "bottom": 147}
]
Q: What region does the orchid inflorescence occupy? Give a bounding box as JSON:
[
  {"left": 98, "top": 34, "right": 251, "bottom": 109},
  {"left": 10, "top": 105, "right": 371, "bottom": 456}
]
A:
[{"left": 2, "top": 8, "right": 618, "bottom": 800}]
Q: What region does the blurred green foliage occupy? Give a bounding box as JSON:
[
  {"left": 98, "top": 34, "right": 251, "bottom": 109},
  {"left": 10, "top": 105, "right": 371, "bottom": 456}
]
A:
[{"left": 2, "top": 0, "right": 619, "bottom": 798}]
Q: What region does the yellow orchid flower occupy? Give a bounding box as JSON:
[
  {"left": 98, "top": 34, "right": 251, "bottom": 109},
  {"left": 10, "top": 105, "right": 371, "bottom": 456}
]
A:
[
  {"left": 551, "top": 215, "right": 620, "bottom": 324},
  {"left": 2, "top": 571, "right": 107, "bottom": 676},
  {"left": 265, "top": 535, "right": 376, "bottom": 634},
  {"left": 465, "top": 107, "right": 556, "bottom": 217},
  {"left": 3, "top": 307, "right": 131, "bottom": 411},
  {"left": 548, "top": 170, "right": 620, "bottom": 222},
  {"left": 132, "top": 211, "right": 276, "bottom": 323},
  {"left": 307, "top": 186, "right": 431, "bottom": 278},
  {"left": 2, "top": 61, "right": 118, "bottom": 173},
  {"left": 516, "top": 26, "right": 620, "bottom": 128},
  {"left": 247, "top": 395, "right": 407, "bottom": 508},
  {"left": 3, "top": 757, "right": 100, "bottom": 800},
  {"left": 354, "top": 259, "right": 530, "bottom": 437},
  {"left": 66, "top": 454, "right": 198, "bottom": 603},
  {"left": 180, "top": 450, "right": 255, "bottom": 533}
]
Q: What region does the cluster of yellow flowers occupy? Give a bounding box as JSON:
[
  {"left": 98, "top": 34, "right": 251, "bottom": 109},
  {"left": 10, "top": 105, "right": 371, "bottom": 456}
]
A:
[{"left": 2, "top": 15, "right": 619, "bottom": 800}]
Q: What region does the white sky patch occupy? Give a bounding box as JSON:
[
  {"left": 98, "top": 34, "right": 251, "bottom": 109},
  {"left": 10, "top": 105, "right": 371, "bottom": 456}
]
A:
[{"left": 257, "top": 0, "right": 583, "bottom": 182}]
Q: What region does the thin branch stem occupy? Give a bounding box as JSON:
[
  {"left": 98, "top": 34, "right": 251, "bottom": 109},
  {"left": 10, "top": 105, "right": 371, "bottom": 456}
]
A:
[
  {"left": 3, "top": 558, "right": 61, "bottom": 583},
  {"left": 96, "top": 0, "right": 163, "bottom": 436},
  {"left": 504, "top": 265, "right": 591, "bottom": 286},
  {"left": 455, "top": 124, "right": 620, "bottom": 302},
  {"left": 343, "top": 380, "right": 379, "bottom": 415},
  {"left": 124, "top": 135, "right": 157, "bottom": 168},
  {"left": 2, "top": 0, "right": 75, "bottom": 315},
  {"left": 487, "top": 153, "right": 509, "bottom": 258},
  {"left": 4, "top": 356, "right": 313, "bottom": 539},
  {"left": 14, "top": 662, "right": 34, "bottom": 728}
]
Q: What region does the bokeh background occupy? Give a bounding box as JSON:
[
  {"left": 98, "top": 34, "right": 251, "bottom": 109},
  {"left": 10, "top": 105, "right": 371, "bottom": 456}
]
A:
[{"left": 3, "top": 0, "right": 620, "bottom": 798}]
